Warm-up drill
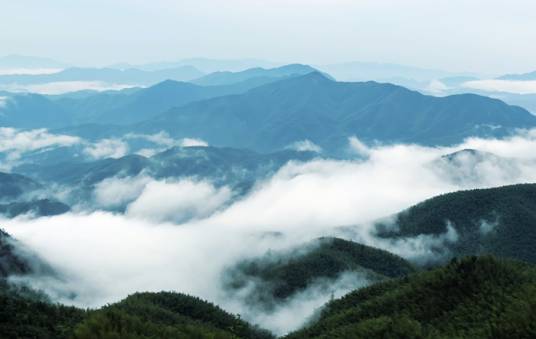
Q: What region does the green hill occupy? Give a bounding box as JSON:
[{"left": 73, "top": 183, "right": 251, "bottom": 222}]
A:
[
  {"left": 224, "top": 237, "right": 415, "bottom": 309},
  {"left": 375, "top": 183, "right": 536, "bottom": 264},
  {"left": 286, "top": 256, "right": 536, "bottom": 338}
]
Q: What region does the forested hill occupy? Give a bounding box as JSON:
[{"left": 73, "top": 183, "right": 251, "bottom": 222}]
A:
[
  {"left": 286, "top": 256, "right": 536, "bottom": 338},
  {"left": 376, "top": 183, "right": 536, "bottom": 264}
]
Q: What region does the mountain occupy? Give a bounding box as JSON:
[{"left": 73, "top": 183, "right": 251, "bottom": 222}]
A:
[
  {"left": 498, "top": 70, "right": 536, "bottom": 81},
  {"left": 137, "top": 72, "right": 536, "bottom": 153},
  {"left": 286, "top": 256, "right": 536, "bottom": 338},
  {"left": 74, "top": 292, "right": 273, "bottom": 339},
  {"left": 16, "top": 146, "right": 318, "bottom": 207},
  {"left": 191, "top": 64, "right": 320, "bottom": 86},
  {"left": 375, "top": 183, "right": 536, "bottom": 264},
  {"left": 0, "top": 66, "right": 204, "bottom": 86},
  {"left": 431, "top": 149, "right": 520, "bottom": 185},
  {"left": 0, "top": 229, "right": 55, "bottom": 279},
  {"left": 0, "top": 199, "right": 70, "bottom": 218},
  {"left": 0, "top": 286, "right": 272, "bottom": 339},
  {"left": 0, "top": 93, "right": 73, "bottom": 128},
  {"left": 113, "top": 58, "right": 279, "bottom": 73},
  {"left": 223, "top": 237, "right": 415, "bottom": 310},
  {"left": 0, "top": 172, "right": 42, "bottom": 202}
]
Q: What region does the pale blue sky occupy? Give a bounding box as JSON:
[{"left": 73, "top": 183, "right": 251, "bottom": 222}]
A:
[{"left": 1, "top": 0, "right": 535, "bottom": 74}]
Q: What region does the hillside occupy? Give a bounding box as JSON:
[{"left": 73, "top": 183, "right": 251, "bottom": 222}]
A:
[
  {"left": 138, "top": 72, "right": 536, "bottom": 153},
  {"left": 286, "top": 256, "right": 536, "bottom": 338},
  {"left": 223, "top": 237, "right": 415, "bottom": 309},
  {"left": 375, "top": 183, "right": 536, "bottom": 264},
  {"left": 0, "top": 284, "right": 273, "bottom": 339}
]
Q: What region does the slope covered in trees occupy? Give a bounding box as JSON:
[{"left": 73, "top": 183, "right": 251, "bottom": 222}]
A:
[
  {"left": 224, "top": 238, "right": 415, "bottom": 309},
  {"left": 286, "top": 256, "right": 536, "bottom": 338},
  {"left": 376, "top": 183, "right": 536, "bottom": 264}
]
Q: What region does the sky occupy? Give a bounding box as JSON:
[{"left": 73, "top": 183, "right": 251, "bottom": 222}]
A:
[{"left": 1, "top": 0, "right": 535, "bottom": 76}]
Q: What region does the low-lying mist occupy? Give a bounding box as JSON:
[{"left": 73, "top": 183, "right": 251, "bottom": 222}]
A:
[{"left": 4, "top": 128, "right": 536, "bottom": 334}]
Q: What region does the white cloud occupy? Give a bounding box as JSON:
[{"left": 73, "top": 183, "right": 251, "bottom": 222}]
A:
[
  {"left": 0, "top": 81, "right": 138, "bottom": 95},
  {"left": 5, "top": 129, "right": 536, "bottom": 334},
  {"left": 126, "top": 179, "right": 232, "bottom": 223},
  {"left": 0, "top": 96, "right": 8, "bottom": 108},
  {"left": 180, "top": 138, "right": 208, "bottom": 147},
  {"left": 287, "top": 139, "right": 322, "bottom": 153},
  {"left": 462, "top": 79, "right": 536, "bottom": 94},
  {"left": 93, "top": 175, "right": 152, "bottom": 209},
  {"left": 83, "top": 138, "right": 128, "bottom": 159},
  {"left": 348, "top": 136, "right": 370, "bottom": 157},
  {"left": 0, "top": 127, "right": 81, "bottom": 170},
  {"left": 0, "top": 68, "right": 63, "bottom": 75},
  {"left": 425, "top": 79, "right": 449, "bottom": 96}
]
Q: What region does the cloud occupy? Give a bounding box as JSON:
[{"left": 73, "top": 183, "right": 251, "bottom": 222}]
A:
[
  {"left": 180, "top": 138, "right": 208, "bottom": 147},
  {"left": 125, "top": 132, "right": 208, "bottom": 157},
  {"left": 126, "top": 179, "right": 232, "bottom": 223},
  {"left": 93, "top": 175, "right": 152, "bottom": 209},
  {"left": 0, "top": 96, "right": 8, "bottom": 108},
  {"left": 83, "top": 138, "right": 128, "bottom": 159},
  {"left": 348, "top": 136, "right": 370, "bottom": 157},
  {"left": 0, "top": 68, "right": 63, "bottom": 75},
  {"left": 0, "top": 81, "right": 138, "bottom": 95},
  {"left": 0, "top": 127, "right": 81, "bottom": 170},
  {"left": 287, "top": 140, "right": 322, "bottom": 153},
  {"left": 5, "top": 129, "right": 536, "bottom": 334},
  {"left": 425, "top": 79, "right": 449, "bottom": 96},
  {"left": 462, "top": 79, "right": 536, "bottom": 94}
]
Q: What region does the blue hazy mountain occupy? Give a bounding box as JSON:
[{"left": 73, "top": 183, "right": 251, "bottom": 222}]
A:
[
  {"left": 0, "top": 66, "right": 204, "bottom": 86},
  {"left": 50, "top": 65, "right": 323, "bottom": 125},
  {"left": 111, "top": 58, "right": 279, "bottom": 73},
  {"left": 18, "top": 146, "right": 317, "bottom": 190},
  {"left": 0, "top": 172, "right": 70, "bottom": 217},
  {"left": 498, "top": 70, "right": 536, "bottom": 81},
  {"left": 0, "top": 93, "right": 73, "bottom": 128},
  {"left": 191, "top": 64, "right": 320, "bottom": 86},
  {"left": 136, "top": 72, "right": 536, "bottom": 153}
]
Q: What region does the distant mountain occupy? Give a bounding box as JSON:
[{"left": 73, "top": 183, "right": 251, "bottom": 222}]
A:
[
  {"left": 0, "top": 93, "right": 73, "bottom": 128},
  {"left": 0, "top": 172, "right": 70, "bottom": 217},
  {"left": 0, "top": 199, "right": 70, "bottom": 218},
  {"left": 112, "top": 58, "right": 279, "bottom": 73},
  {"left": 191, "top": 64, "right": 320, "bottom": 86},
  {"left": 223, "top": 237, "right": 415, "bottom": 310},
  {"left": 0, "top": 66, "right": 204, "bottom": 86},
  {"left": 375, "top": 183, "right": 536, "bottom": 264},
  {"left": 0, "top": 172, "right": 42, "bottom": 202},
  {"left": 137, "top": 72, "right": 536, "bottom": 153},
  {"left": 498, "top": 70, "right": 536, "bottom": 81},
  {"left": 287, "top": 256, "right": 536, "bottom": 338},
  {"left": 17, "top": 146, "right": 318, "bottom": 205},
  {"left": 432, "top": 149, "right": 519, "bottom": 185}
]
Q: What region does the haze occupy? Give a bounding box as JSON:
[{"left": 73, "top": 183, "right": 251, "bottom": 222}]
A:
[{"left": 2, "top": 0, "right": 536, "bottom": 74}]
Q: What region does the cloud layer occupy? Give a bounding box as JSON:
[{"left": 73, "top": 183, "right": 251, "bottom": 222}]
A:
[{"left": 5, "top": 129, "right": 536, "bottom": 334}]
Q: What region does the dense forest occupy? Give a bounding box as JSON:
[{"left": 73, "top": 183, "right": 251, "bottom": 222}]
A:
[
  {"left": 376, "top": 183, "right": 536, "bottom": 264},
  {"left": 286, "top": 256, "right": 536, "bottom": 338},
  {"left": 224, "top": 237, "right": 415, "bottom": 309}
]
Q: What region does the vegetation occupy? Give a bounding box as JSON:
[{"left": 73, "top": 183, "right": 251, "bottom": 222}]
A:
[
  {"left": 376, "top": 183, "right": 536, "bottom": 264},
  {"left": 224, "top": 237, "right": 415, "bottom": 308},
  {"left": 73, "top": 292, "right": 273, "bottom": 339},
  {"left": 286, "top": 256, "right": 536, "bottom": 338}
]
